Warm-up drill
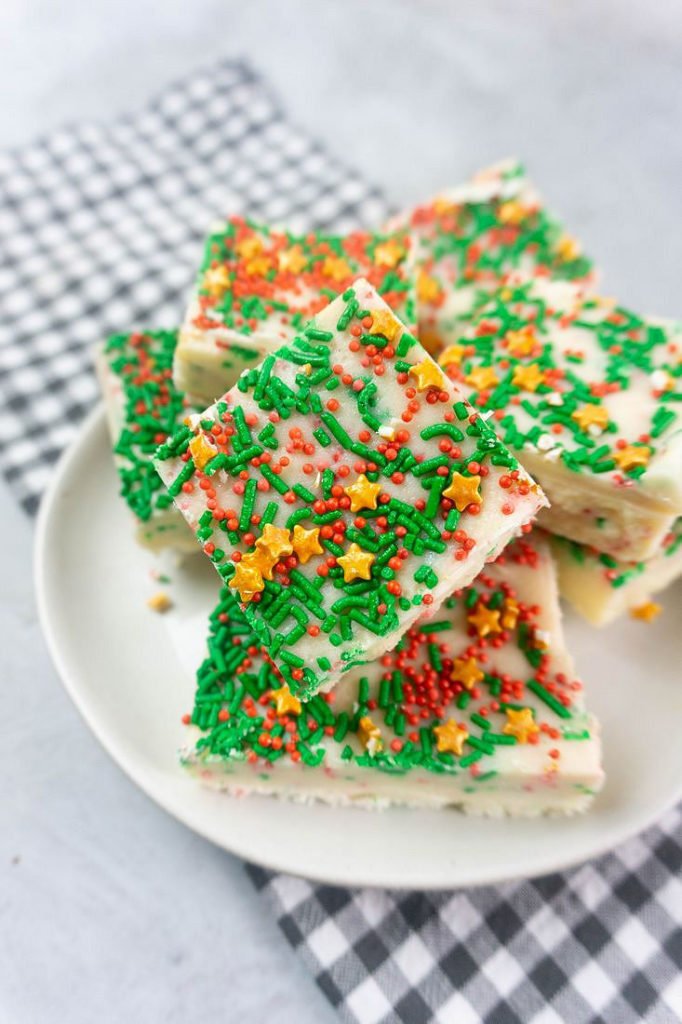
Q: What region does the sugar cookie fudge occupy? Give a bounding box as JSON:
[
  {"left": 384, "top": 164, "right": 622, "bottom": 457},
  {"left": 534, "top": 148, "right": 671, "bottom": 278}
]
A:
[
  {"left": 174, "top": 218, "right": 416, "bottom": 403},
  {"left": 386, "top": 159, "right": 594, "bottom": 355},
  {"left": 96, "top": 330, "right": 198, "bottom": 553},
  {"left": 156, "top": 280, "right": 546, "bottom": 698},
  {"left": 552, "top": 519, "right": 682, "bottom": 626},
  {"left": 439, "top": 278, "right": 682, "bottom": 561},
  {"left": 182, "top": 534, "right": 602, "bottom": 815}
]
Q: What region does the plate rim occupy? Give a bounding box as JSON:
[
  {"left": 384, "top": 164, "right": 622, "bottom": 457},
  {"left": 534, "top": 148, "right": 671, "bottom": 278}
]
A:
[{"left": 33, "top": 404, "right": 682, "bottom": 889}]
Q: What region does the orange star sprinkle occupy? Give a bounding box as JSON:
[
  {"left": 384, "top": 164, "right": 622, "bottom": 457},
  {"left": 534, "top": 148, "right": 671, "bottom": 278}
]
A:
[
  {"left": 467, "top": 602, "right": 502, "bottom": 638},
  {"left": 505, "top": 326, "right": 537, "bottom": 356},
  {"left": 270, "top": 685, "right": 302, "bottom": 716},
  {"left": 466, "top": 365, "right": 499, "bottom": 391},
  {"left": 433, "top": 719, "right": 469, "bottom": 756},
  {"left": 255, "top": 524, "right": 293, "bottom": 562},
  {"left": 442, "top": 472, "right": 482, "bottom": 512},
  {"left": 228, "top": 558, "right": 265, "bottom": 603},
  {"left": 189, "top": 433, "right": 218, "bottom": 472},
  {"left": 369, "top": 308, "right": 401, "bottom": 342},
  {"left": 373, "top": 239, "right": 404, "bottom": 268},
  {"left": 277, "top": 245, "right": 307, "bottom": 274},
  {"left": 358, "top": 716, "right": 383, "bottom": 753},
  {"left": 235, "top": 236, "right": 263, "bottom": 260},
  {"left": 451, "top": 656, "right": 484, "bottom": 691},
  {"left": 630, "top": 601, "right": 662, "bottom": 622},
  {"left": 503, "top": 707, "right": 539, "bottom": 744},
  {"left": 322, "top": 256, "right": 352, "bottom": 281},
  {"left": 291, "top": 524, "right": 323, "bottom": 564},
  {"left": 613, "top": 445, "right": 651, "bottom": 472},
  {"left": 501, "top": 597, "right": 520, "bottom": 630},
  {"left": 416, "top": 270, "right": 442, "bottom": 305},
  {"left": 512, "top": 362, "right": 546, "bottom": 392},
  {"left": 337, "top": 543, "right": 375, "bottom": 583},
  {"left": 572, "top": 404, "right": 610, "bottom": 433},
  {"left": 438, "top": 345, "right": 466, "bottom": 368},
  {"left": 345, "top": 473, "right": 382, "bottom": 512},
  {"left": 202, "top": 265, "right": 231, "bottom": 298},
  {"left": 409, "top": 358, "right": 444, "bottom": 392}
]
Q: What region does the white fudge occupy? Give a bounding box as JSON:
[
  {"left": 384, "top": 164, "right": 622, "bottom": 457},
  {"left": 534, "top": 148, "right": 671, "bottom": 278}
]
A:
[{"left": 182, "top": 533, "right": 603, "bottom": 816}]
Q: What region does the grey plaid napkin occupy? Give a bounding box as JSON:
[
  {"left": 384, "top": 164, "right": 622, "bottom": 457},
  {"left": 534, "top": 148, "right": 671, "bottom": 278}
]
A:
[{"left": 3, "top": 57, "right": 680, "bottom": 1024}]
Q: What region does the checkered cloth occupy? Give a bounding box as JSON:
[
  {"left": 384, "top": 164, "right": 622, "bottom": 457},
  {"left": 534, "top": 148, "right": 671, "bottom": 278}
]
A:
[{"left": 4, "top": 57, "right": 681, "bottom": 1024}]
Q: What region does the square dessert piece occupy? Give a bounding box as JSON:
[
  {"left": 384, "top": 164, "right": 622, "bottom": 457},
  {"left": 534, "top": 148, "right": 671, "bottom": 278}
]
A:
[
  {"left": 386, "top": 159, "right": 594, "bottom": 355},
  {"left": 552, "top": 519, "right": 682, "bottom": 626},
  {"left": 174, "top": 217, "right": 416, "bottom": 403},
  {"left": 182, "top": 533, "right": 603, "bottom": 815},
  {"left": 95, "top": 330, "right": 198, "bottom": 552},
  {"left": 155, "top": 279, "right": 546, "bottom": 698},
  {"left": 439, "top": 278, "right": 682, "bottom": 561}
]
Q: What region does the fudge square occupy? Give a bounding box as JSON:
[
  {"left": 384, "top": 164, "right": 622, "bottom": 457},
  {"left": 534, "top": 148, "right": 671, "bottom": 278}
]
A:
[
  {"left": 95, "top": 329, "right": 198, "bottom": 553},
  {"left": 386, "top": 158, "right": 594, "bottom": 356},
  {"left": 551, "top": 518, "right": 682, "bottom": 627},
  {"left": 155, "top": 279, "right": 546, "bottom": 698},
  {"left": 182, "top": 533, "right": 603, "bottom": 815},
  {"left": 439, "top": 277, "right": 682, "bottom": 562},
  {"left": 174, "top": 217, "right": 416, "bottom": 403}
]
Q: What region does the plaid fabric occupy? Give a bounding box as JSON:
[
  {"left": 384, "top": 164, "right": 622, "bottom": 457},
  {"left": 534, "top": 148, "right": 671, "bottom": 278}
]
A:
[{"left": 5, "top": 57, "right": 681, "bottom": 1024}]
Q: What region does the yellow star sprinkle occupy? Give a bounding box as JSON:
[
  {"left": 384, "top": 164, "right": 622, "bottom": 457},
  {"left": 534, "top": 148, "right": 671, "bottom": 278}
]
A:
[
  {"left": 466, "top": 365, "right": 499, "bottom": 391},
  {"left": 358, "top": 716, "right": 383, "bottom": 753},
  {"left": 337, "top": 543, "right": 375, "bottom": 583},
  {"left": 228, "top": 559, "right": 265, "bottom": 603},
  {"left": 373, "top": 239, "right": 404, "bottom": 268},
  {"left": 243, "top": 547, "right": 277, "bottom": 582},
  {"left": 235, "top": 236, "right": 263, "bottom": 260},
  {"left": 202, "top": 265, "right": 231, "bottom": 298},
  {"left": 451, "top": 656, "right": 484, "bottom": 691},
  {"left": 255, "top": 524, "right": 293, "bottom": 562},
  {"left": 416, "top": 270, "right": 442, "bottom": 305},
  {"left": 572, "top": 404, "right": 610, "bottom": 433},
  {"left": 503, "top": 707, "right": 539, "bottom": 744},
  {"left": 189, "top": 433, "right": 217, "bottom": 472},
  {"left": 467, "top": 602, "right": 502, "bottom": 638},
  {"left": 442, "top": 472, "right": 482, "bottom": 512},
  {"left": 438, "top": 345, "right": 465, "bottom": 368},
  {"left": 498, "top": 200, "right": 528, "bottom": 225},
  {"left": 557, "top": 235, "right": 580, "bottom": 261},
  {"left": 345, "top": 473, "right": 382, "bottom": 512},
  {"left": 369, "top": 308, "right": 401, "bottom": 342},
  {"left": 501, "top": 596, "right": 520, "bottom": 630},
  {"left": 277, "top": 245, "right": 307, "bottom": 274},
  {"left": 270, "top": 685, "right": 302, "bottom": 717},
  {"left": 322, "top": 256, "right": 352, "bottom": 281},
  {"left": 245, "top": 254, "right": 271, "bottom": 276},
  {"left": 630, "top": 601, "right": 662, "bottom": 622},
  {"left": 409, "top": 358, "right": 444, "bottom": 392},
  {"left": 147, "top": 592, "right": 172, "bottom": 613},
  {"left": 512, "top": 362, "right": 546, "bottom": 392},
  {"left": 433, "top": 718, "right": 469, "bottom": 756},
  {"left": 613, "top": 445, "right": 651, "bottom": 472},
  {"left": 291, "top": 524, "right": 323, "bottom": 564},
  {"left": 505, "top": 326, "right": 537, "bottom": 356}
]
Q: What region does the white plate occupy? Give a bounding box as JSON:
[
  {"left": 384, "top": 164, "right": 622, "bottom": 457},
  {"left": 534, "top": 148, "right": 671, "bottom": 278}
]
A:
[{"left": 35, "top": 406, "right": 682, "bottom": 889}]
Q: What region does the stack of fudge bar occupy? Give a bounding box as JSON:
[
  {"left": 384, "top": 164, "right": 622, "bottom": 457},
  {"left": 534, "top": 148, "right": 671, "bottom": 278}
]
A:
[{"left": 96, "top": 160, "right": 682, "bottom": 815}]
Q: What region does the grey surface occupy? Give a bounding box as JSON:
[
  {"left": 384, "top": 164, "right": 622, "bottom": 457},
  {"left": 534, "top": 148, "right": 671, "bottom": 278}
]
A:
[{"left": 3, "top": 2, "right": 682, "bottom": 1022}]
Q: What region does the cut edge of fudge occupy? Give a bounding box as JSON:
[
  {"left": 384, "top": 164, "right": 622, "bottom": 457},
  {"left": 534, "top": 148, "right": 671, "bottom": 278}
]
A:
[
  {"left": 181, "top": 532, "right": 603, "bottom": 816},
  {"left": 155, "top": 278, "right": 547, "bottom": 699},
  {"left": 95, "top": 329, "right": 198, "bottom": 554},
  {"left": 551, "top": 519, "right": 682, "bottom": 626}
]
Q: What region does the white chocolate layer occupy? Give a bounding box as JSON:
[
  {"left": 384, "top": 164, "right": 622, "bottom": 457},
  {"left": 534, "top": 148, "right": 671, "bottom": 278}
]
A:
[{"left": 551, "top": 521, "right": 682, "bottom": 626}]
